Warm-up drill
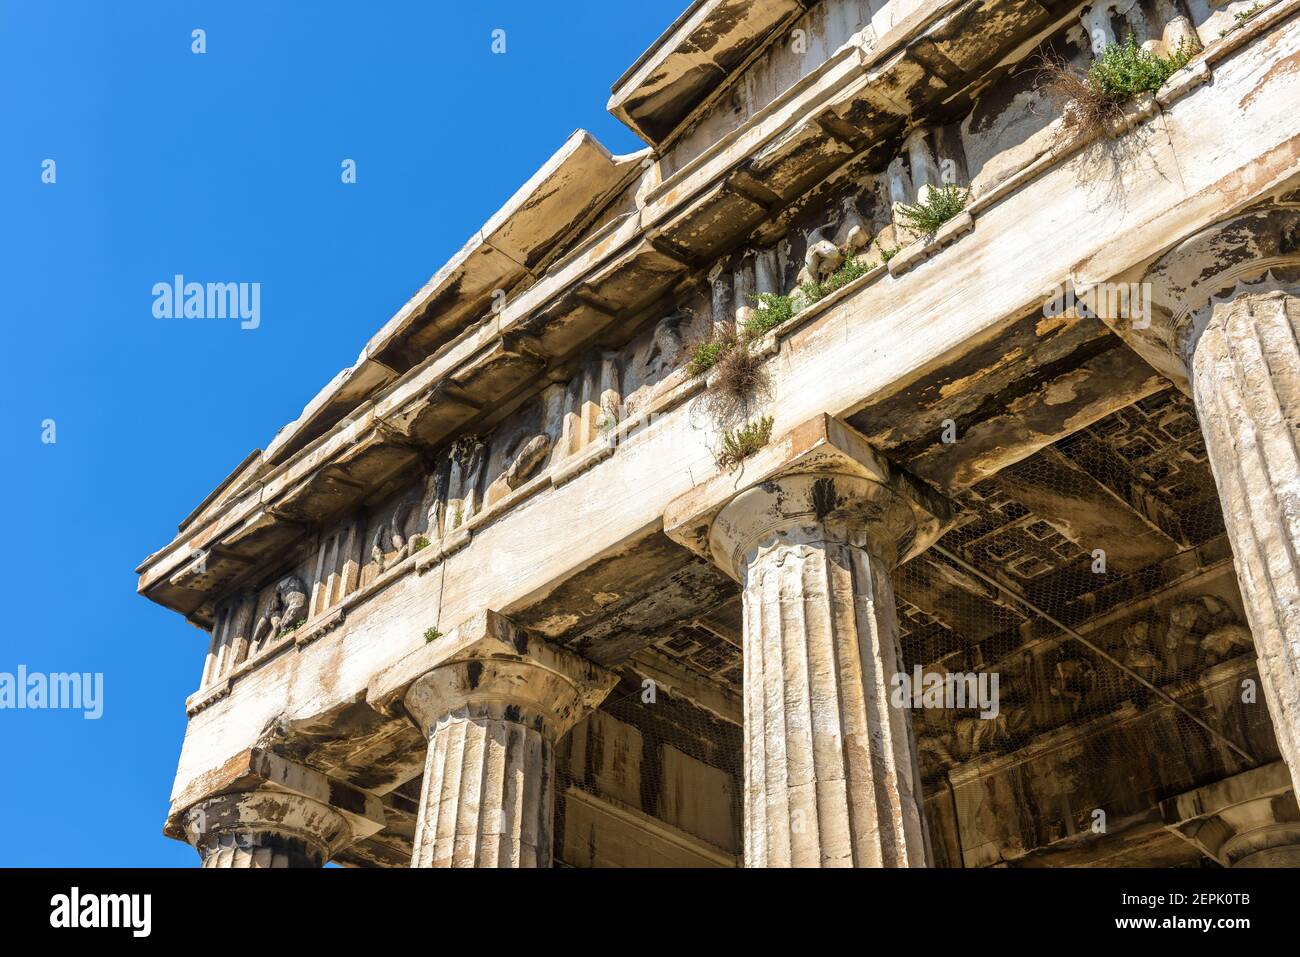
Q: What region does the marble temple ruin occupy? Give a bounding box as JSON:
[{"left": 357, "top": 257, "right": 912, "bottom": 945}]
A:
[{"left": 138, "top": 0, "right": 1300, "bottom": 868}]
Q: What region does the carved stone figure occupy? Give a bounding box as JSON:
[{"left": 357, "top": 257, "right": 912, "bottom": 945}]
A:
[
  {"left": 645, "top": 314, "right": 683, "bottom": 377},
  {"left": 1050, "top": 657, "right": 1097, "bottom": 715},
  {"left": 250, "top": 573, "right": 308, "bottom": 650},
  {"left": 450, "top": 434, "right": 487, "bottom": 476},
  {"left": 952, "top": 706, "right": 1027, "bottom": 758},
  {"left": 795, "top": 196, "right": 871, "bottom": 287},
  {"left": 503, "top": 433, "right": 551, "bottom": 488},
  {"left": 371, "top": 492, "right": 423, "bottom": 569},
  {"left": 486, "top": 432, "right": 552, "bottom": 507},
  {"left": 1124, "top": 595, "right": 1239, "bottom": 675},
  {"left": 1120, "top": 619, "right": 1162, "bottom": 681},
  {"left": 1200, "top": 623, "right": 1254, "bottom": 666},
  {"left": 420, "top": 465, "right": 449, "bottom": 549},
  {"left": 916, "top": 732, "right": 956, "bottom": 778},
  {"left": 445, "top": 435, "right": 486, "bottom": 532},
  {"left": 1112, "top": 595, "right": 1252, "bottom": 685}
]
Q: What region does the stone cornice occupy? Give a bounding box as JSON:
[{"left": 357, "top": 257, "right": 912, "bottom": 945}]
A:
[
  {"left": 137, "top": 0, "right": 1099, "bottom": 624},
  {"left": 139, "top": 3, "right": 1300, "bottom": 629},
  {"left": 609, "top": 0, "right": 817, "bottom": 145}
]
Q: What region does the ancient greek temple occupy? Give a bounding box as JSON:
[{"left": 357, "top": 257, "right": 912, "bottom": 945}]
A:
[{"left": 138, "top": 0, "right": 1300, "bottom": 868}]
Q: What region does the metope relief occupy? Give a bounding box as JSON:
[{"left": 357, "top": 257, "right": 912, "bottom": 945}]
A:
[{"left": 248, "top": 573, "right": 308, "bottom": 655}]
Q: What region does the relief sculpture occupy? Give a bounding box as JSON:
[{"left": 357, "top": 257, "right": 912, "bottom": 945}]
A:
[{"left": 249, "top": 573, "right": 308, "bottom": 653}]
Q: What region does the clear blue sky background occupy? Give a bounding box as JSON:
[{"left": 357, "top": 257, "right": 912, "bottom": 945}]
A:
[{"left": 0, "top": 0, "right": 683, "bottom": 866}]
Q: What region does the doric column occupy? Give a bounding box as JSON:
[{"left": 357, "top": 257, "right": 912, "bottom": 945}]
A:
[
  {"left": 182, "top": 790, "right": 350, "bottom": 868},
  {"left": 725, "top": 475, "right": 929, "bottom": 866},
  {"left": 1190, "top": 289, "right": 1300, "bottom": 796},
  {"left": 399, "top": 611, "right": 616, "bottom": 868},
  {"left": 665, "top": 415, "right": 950, "bottom": 867},
  {"left": 1129, "top": 203, "right": 1300, "bottom": 797}
]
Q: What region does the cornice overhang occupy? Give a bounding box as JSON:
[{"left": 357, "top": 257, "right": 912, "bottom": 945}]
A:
[
  {"left": 609, "top": 0, "right": 817, "bottom": 145},
  {"left": 137, "top": 0, "right": 1096, "bottom": 626},
  {"left": 259, "top": 132, "right": 647, "bottom": 469}
]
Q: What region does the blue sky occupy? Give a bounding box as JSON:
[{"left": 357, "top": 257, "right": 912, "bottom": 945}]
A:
[{"left": 0, "top": 0, "right": 682, "bottom": 866}]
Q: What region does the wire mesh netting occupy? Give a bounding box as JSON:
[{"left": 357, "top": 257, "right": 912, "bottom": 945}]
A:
[{"left": 895, "top": 389, "right": 1278, "bottom": 865}]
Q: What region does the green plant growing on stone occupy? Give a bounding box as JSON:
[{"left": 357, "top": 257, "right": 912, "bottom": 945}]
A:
[
  {"left": 794, "top": 278, "right": 826, "bottom": 308},
  {"left": 823, "top": 254, "right": 869, "bottom": 292},
  {"left": 1041, "top": 36, "right": 1192, "bottom": 141},
  {"left": 878, "top": 242, "right": 901, "bottom": 264},
  {"left": 1221, "top": 4, "right": 1265, "bottom": 37},
  {"left": 411, "top": 536, "right": 429, "bottom": 553},
  {"left": 789, "top": 254, "right": 872, "bottom": 311},
  {"left": 744, "top": 291, "right": 796, "bottom": 338},
  {"left": 716, "top": 416, "right": 773, "bottom": 470},
  {"left": 687, "top": 254, "right": 879, "bottom": 431},
  {"left": 690, "top": 256, "right": 878, "bottom": 377},
  {"left": 1087, "top": 35, "right": 1192, "bottom": 104},
  {"left": 280, "top": 618, "right": 306, "bottom": 636},
  {"left": 424, "top": 627, "right": 443, "bottom": 644},
  {"left": 687, "top": 326, "right": 738, "bottom": 376},
  {"left": 1235, "top": 3, "right": 1265, "bottom": 26},
  {"left": 896, "top": 185, "right": 970, "bottom": 241}
]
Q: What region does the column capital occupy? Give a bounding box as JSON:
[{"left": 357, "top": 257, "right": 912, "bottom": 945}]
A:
[
  {"left": 182, "top": 790, "right": 352, "bottom": 868},
  {"left": 1114, "top": 201, "right": 1300, "bottom": 389},
  {"left": 1161, "top": 762, "right": 1300, "bottom": 867},
  {"left": 664, "top": 413, "right": 952, "bottom": 579},
  {"left": 383, "top": 611, "right": 615, "bottom": 868},
  {"left": 371, "top": 609, "right": 617, "bottom": 742},
  {"left": 164, "top": 747, "right": 386, "bottom": 866}
]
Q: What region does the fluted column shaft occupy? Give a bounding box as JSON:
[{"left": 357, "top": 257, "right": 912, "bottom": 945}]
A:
[
  {"left": 411, "top": 702, "right": 553, "bottom": 867},
  {"left": 1190, "top": 290, "right": 1300, "bottom": 796},
  {"left": 741, "top": 526, "right": 927, "bottom": 866},
  {"left": 400, "top": 613, "right": 616, "bottom": 868},
  {"left": 710, "top": 471, "right": 931, "bottom": 867},
  {"left": 1190, "top": 289, "right": 1300, "bottom": 790},
  {"left": 199, "top": 832, "right": 323, "bottom": 869}
]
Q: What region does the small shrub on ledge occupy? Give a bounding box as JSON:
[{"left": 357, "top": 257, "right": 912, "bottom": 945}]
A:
[
  {"left": 716, "top": 416, "right": 773, "bottom": 470},
  {"left": 744, "top": 291, "right": 796, "bottom": 338},
  {"left": 687, "top": 324, "right": 738, "bottom": 376},
  {"left": 424, "top": 627, "right": 443, "bottom": 644},
  {"left": 896, "top": 184, "right": 970, "bottom": 241},
  {"left": 1042, "top": 36, "right": 1193, "bottom": 138},
  {"left": 799, "top": 255, "right": 872, "bottom": 307},
  {"left": 686, "top": 255, "right": 877, "bottom": 389},
  {"left": 1222, "top": 3, "right": 1265, "bottom": 37},
  {"left": 1088, "top": 35, "right": 1192, "bottom": 103},
  {"left": 744, "top": 254, "right": 873, "bottom": 340},
  {"left": 411, "top": 536, "right": 429, "bottom": 553}
]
